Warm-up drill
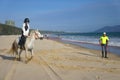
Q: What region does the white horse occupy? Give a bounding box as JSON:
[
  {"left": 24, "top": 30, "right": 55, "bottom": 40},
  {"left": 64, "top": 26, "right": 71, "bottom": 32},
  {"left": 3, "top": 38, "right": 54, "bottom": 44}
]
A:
[{"left": 10, "top": 30, "right": 41, "bottom": 61}]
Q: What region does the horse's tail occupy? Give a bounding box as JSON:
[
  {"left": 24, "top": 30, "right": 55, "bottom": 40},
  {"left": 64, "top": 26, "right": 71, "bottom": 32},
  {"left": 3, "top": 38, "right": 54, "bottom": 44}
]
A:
[{"left": 7, "top": 40, "right": 16, "bottom": 54}]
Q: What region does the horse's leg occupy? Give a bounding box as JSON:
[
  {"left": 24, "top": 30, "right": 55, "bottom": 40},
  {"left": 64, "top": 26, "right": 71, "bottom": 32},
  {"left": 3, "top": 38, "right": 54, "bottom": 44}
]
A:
[
  {"left": 18, "top": 49, "right": 22, "bottom": 61},
  {"left": 15, "top": 49, "right": 19, "bottom": 60},
  {"left": 31, "top": 49, "right": 34, "bottom": 57},
  {"left": 25, "top": 48, "right": 28, "bottom": 59}
]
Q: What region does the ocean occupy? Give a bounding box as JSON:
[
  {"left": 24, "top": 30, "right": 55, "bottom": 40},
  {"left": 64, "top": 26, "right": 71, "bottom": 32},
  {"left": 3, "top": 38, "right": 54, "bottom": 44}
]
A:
[{"left": 49, "top": 32, "right": 120, "bottom": 56}]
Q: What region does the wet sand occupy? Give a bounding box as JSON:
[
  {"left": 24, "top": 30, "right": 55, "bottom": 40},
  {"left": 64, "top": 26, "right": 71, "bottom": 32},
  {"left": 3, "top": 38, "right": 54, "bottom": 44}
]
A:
[{"left": 0, "top": 35, "right": 120, "bottom": 80}]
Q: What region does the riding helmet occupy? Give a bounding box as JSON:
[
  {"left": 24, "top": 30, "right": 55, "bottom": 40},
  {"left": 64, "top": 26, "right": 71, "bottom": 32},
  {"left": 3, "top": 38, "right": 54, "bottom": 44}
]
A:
[{"left": 24, "top": 18, "right": 30, "bottom": 23}]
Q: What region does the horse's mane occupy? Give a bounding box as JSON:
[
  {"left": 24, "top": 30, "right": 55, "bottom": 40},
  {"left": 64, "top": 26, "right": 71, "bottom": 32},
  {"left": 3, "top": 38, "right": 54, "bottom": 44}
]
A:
[{"left": 30, "top": 30, "right": 35, "bottom": 36}]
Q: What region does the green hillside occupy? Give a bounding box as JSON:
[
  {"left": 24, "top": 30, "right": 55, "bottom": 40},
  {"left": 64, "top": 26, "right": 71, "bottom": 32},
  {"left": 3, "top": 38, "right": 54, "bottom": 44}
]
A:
[
  {"left": 0, "top": 23, "right": 21, "bottom": 35},
  {"left": 0, "top": 23, "right": 66, "bottom": 35}
]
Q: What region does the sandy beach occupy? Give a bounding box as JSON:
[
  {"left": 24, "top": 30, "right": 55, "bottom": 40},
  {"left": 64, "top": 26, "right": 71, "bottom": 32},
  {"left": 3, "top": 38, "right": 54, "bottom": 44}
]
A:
[{"left": 0, "top": 35, "right": 120, "bottom": 80}]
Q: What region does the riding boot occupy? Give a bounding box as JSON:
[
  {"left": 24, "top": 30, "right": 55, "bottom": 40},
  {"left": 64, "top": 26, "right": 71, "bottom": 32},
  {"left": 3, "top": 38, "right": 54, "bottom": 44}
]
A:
[
  {"left": 22, "top": 45, "right": 25, "bottom": 50},
  {"left": 20, "top": 44, "right": 25, "bottom": 50},
  {"left": 20, "top": 45, "right": 22, "bottom": 49},
  {"left": 20, "top": 40, "right": 23, "bottom": 49},
  {"left": 19, "top": 36, "right": 24, "bottom": 48},
  {"left": 20, "top": 35, "right": 26, "bottom": 50}
]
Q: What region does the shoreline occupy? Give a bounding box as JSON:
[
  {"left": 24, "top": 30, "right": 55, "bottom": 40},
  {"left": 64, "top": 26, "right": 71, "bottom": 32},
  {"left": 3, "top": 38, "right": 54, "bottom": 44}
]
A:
[
  {"left": 47, "top": 36, "right": 120, "bottom": 56},
  {"left": 49, "top": 38, "right": 120, "bottom": 61},
  {"left": 61, "top": 39, "right": 120, "bottom": 56}
]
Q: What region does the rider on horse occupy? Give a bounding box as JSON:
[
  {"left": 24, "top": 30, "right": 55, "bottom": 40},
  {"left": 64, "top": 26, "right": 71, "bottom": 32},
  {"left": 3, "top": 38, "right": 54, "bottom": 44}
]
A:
[{"left": 19, "top": 18, "right": 30, "bottom": 49}]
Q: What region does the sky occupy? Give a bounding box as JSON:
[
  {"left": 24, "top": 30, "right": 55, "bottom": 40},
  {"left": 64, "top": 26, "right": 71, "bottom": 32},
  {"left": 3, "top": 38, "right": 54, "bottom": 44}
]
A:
[{"left": 0, "top": 0, "right": 120, "bottom": 32}]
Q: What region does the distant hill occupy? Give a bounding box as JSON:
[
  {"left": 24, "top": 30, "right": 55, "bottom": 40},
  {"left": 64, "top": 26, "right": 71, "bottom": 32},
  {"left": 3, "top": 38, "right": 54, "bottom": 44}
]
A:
[
  {"left": 95, "top": 25, "right": 120, "bottom": 32},
  {"left": 0, "top": 23, "right": 64, "bottom": 35},
  {"left": 0, "top": 23, "right": 21, "bottom": 35}
]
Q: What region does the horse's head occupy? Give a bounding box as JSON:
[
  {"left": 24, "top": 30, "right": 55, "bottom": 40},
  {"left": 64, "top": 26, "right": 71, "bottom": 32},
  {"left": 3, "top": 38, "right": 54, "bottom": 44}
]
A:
[{"left": 33, "top": 30, "right": 43, "bottom": 39}]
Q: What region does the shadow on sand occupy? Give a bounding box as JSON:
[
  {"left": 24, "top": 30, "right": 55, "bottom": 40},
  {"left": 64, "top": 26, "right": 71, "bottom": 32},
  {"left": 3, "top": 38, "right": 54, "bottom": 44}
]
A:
[
  {"left": 0, "top": 54, "right": 15, "bottom": 61},
  {"left": 0, "top": 54, "right": 33, "bottom": 64}
]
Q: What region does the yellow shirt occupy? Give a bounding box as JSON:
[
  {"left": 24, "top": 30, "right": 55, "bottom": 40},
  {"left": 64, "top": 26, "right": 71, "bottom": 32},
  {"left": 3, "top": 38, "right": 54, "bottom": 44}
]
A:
[{"left": 100, "top": 36, "right": 109, "bottom": 44}]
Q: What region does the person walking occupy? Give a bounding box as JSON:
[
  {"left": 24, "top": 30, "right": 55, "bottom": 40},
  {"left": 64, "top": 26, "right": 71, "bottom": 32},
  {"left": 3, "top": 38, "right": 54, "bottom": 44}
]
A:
[
  {"left": 19, "top": 18, "right": 30, "bottom": 49},
  {"left": 99, "top": 32, "right": 109, "bottom": 58}
]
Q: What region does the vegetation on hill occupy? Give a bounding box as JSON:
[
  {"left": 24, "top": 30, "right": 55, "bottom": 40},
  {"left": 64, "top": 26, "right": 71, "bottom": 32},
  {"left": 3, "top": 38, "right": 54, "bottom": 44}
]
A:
[
  {"left": 0, "top": 23, "right": 21, "bottom": 35},
  {"left": 0, "top": 23, "right": 65, "bottom": 35}
]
